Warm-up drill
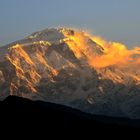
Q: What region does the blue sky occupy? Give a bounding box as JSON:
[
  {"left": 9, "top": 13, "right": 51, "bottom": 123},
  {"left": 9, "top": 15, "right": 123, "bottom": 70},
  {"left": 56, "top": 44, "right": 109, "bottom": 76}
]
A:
[{"left": 0, "top": 0, "right": 140, "bottom": 48}]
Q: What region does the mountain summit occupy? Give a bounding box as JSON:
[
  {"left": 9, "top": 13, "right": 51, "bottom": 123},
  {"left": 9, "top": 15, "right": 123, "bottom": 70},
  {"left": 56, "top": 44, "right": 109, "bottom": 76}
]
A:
[{"left": 0, "top": 28, "right": 140, "bottom": 119}]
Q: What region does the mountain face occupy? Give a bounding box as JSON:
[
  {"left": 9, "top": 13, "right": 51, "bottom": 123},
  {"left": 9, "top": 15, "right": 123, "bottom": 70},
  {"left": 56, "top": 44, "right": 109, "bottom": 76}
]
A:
[{"left": 0, "top": 28, "right": 140, "bottom": 119}]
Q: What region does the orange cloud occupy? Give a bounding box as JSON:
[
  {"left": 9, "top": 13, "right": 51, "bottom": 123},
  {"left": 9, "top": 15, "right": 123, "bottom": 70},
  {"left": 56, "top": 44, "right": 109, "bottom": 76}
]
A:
[{"left": 65, "top": 31, "right": 140, "bottom": 68}]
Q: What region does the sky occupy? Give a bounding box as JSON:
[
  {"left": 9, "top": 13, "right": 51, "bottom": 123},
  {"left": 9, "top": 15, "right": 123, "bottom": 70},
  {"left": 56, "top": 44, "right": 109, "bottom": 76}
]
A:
[{"left": 0, "top": 0, "right": 140, "bottom": 48}]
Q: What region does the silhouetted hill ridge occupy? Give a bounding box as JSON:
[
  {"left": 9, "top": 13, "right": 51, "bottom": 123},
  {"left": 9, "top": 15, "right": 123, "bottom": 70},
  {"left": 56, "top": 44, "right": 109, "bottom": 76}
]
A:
[{"left": 0, "top": 95, "right": 140, "bottom": 130}]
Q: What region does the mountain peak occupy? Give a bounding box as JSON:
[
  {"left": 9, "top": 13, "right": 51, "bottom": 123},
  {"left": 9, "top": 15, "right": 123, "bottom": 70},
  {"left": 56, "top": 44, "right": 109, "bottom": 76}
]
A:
[
  {"left": 28, "top": 28, "right": 75, "bottom": 42},
  {"left": 0, "top": 27, "right": 140, "bottom": 119}
]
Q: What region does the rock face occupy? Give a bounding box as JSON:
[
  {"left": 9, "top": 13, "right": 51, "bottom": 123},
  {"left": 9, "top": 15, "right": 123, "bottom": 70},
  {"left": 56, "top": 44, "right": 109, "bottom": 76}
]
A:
[{"left": 0, "top": 28, "right": 140, "bottom": 119}]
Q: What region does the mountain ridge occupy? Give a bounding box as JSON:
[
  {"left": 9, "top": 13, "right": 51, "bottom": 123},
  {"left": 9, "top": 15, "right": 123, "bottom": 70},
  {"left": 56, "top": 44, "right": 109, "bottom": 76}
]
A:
[{"left": 1, "top": 95, "right": 140, "bottom": 129}]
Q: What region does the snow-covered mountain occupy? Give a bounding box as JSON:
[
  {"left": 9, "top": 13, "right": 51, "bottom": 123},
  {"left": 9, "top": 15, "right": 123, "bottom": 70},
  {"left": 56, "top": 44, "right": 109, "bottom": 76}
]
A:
[{"left": 0, "top": 28, "right": 140, "bottom": 119}]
